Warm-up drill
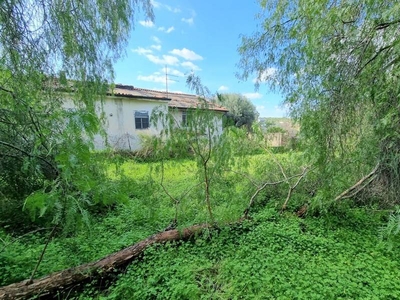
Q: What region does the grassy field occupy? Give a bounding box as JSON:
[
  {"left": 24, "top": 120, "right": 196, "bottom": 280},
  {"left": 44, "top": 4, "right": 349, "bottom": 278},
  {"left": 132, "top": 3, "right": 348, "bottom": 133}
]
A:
[{"left": 1, "top": 154, "right": 400, "bottom": 299}]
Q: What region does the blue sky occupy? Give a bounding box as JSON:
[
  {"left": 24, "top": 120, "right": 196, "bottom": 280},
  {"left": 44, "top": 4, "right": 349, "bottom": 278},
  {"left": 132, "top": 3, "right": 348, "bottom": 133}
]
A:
[{"left": 113, "top": 0, "right": 287, "bottom": 118}]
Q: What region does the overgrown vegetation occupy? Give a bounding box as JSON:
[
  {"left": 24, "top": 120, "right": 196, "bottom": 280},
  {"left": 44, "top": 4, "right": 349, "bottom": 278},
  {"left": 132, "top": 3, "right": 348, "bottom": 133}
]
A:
[
  {"left": 0, "top": 0, "right": 153, "bottom": 234},
  {"left": 2, "top": 0, "right": 400, "bottom": 298},
  {"left": 94, "top": 208, "right": 400, "bottom": 300},
  {"left": 238, "top": 0, "right": 400, "bottom": 208},
  {"left": 2, "top": 153, "right": 400, "bottom": 298}
]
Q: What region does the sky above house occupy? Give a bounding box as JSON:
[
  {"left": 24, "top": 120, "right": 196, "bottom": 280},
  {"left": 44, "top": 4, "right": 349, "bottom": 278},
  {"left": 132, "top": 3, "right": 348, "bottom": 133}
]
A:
[{"left": 113, "top": 0, "right": 287, "bottom": 118}]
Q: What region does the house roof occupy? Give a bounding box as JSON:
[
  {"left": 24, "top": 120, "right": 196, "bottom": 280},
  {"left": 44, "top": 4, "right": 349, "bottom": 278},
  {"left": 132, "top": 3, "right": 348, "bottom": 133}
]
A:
[{"left": 112, "top": 84, "right": 228, "bottom": 112}]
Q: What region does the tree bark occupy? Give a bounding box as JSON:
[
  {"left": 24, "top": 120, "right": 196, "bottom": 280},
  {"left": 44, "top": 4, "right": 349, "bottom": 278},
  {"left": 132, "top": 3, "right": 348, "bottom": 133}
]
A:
[{"left": 0, "top": 224, "right": 210, "bottom": 300}]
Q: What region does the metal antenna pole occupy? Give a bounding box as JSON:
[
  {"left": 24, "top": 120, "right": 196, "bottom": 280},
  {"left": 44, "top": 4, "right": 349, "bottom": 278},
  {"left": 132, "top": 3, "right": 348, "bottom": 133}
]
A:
[{"left": 165, "top": 65, "right": 168, "bottom": 98}]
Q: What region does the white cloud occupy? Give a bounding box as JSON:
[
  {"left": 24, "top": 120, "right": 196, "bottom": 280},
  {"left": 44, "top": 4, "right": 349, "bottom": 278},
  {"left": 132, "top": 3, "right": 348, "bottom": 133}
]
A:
[
  {"left": 132, "top": 47, "right": 152, "bottom": 55},
  {"left": 151, "top": 44, "right": 161, "bottom": 51},
  {"left": 170, "top": 48, "right": 203, "bottom": 60},
  {"left": 253, "top": 67, "right": 278, "bottom": 83},
  {"left": 152, "top": 36, "right": 161, "bottom": 44},
  {"left": 158, "top": 26, "right": 174, "bottom": 33},
  {"left": 161, "top": 67, "right": 184, "bottom": 77},
  {"left": 137, "top": 74, "right": 166, "bottom": 83},
  {"left": 181, "top": 61, "right": 201, "bottom": 71},
  {"left": 165, "top": 5, "right": 180, "bottom": 13},
  {"left": 146, "top": 54, "right": 180, "bottom": 65},
  {"left": 139, "top": 20, "right": 155, "bottom": 28},
  {"left": 181, "top": 17, "right": 194, "bottom": 25},
  {"left": 152, "top": 1, "right": 180, "bottom": 13},
  {"left": 218, "top": 85, "right": 229, "bottom": 91},
  {"left": 243, "top": 92, "right": 263, "bottom": 99}
]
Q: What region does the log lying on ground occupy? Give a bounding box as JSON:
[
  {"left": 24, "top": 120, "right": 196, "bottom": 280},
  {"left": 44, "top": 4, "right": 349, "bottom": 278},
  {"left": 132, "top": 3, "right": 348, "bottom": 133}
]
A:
[{"left": 0, "top": 224, "right": 210, "bottom": 300}]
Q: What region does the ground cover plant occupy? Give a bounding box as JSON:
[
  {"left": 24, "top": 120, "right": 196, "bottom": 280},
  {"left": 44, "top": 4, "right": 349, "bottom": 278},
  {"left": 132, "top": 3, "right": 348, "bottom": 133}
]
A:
[
  {"left": 0, "top": 149, "right": 306, "bottom": 288},
  {"left": 83, "top": 206, "right": 400, "bottom": 299},
  {"left": 2, "top": 150, "right": 400, "bottom": 299}
]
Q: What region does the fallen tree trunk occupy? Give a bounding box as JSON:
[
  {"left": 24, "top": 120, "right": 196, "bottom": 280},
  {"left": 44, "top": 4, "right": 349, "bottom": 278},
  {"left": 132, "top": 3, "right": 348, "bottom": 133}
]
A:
[{"left": 0, "top": 224, "right": 210, "bottom": 300}]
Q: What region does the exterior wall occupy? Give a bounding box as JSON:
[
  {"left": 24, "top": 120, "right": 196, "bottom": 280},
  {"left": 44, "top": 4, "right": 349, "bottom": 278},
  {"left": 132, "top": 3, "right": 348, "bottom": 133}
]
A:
[
  {"left": 169, "top": 108, "right": 224, "bottom": 136},
  {"left": 63, "top": 96, "right": 224, "bottom": 151},
  {"left": 63, "top": 96, "right": 168, "bottom": 151},
  {"left": 97, "top": 96, "right": 167, "bottom": 151}
]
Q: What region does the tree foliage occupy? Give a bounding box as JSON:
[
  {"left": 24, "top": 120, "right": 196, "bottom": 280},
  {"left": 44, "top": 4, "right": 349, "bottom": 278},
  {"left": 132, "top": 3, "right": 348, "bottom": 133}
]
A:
[
  {"left": 217, "top": 93, "right": 259, "bottom": 129},
  {"left": 0, "top": 0, "right": 153, "bottom": 229},
  {"left": 151, "top": 75, "right": 236, "bottom": 224},
  {"left": 238, "top": 0, "right": 400, "bottom": 204}
]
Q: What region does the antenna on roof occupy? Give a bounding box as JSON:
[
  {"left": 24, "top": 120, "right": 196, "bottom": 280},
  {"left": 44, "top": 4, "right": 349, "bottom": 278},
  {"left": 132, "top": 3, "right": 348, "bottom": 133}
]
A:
[
  {"left": 165, "top": 65, "right": 168, "bottom": 98},
  {"left": 165, "top": 65, "right": 179, "bottom": 98}
]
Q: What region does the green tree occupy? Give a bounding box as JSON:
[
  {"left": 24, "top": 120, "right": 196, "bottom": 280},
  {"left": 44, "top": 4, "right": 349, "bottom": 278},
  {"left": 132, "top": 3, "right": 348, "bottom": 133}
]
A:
[
  {"left": 0, "top": 0, "right": 153, "bottom": 228},
  {"left": 217, "top": 93, "right": 259, "bottom": 129},
  {"left": 238, "top": 0, "right": 400, "bottom": 204},
  {"left": 151, "top": 75, "right": 237, "bottom": 224}
]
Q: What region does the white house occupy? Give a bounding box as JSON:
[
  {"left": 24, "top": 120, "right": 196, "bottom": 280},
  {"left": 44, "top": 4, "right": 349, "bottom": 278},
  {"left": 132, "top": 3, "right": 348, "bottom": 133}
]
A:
[{"left": 77, "top": 84, "right": 228, "bottom": 151}]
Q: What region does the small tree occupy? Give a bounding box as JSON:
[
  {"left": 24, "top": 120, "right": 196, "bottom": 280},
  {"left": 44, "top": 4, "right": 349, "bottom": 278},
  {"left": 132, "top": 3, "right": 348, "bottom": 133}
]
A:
[
  {"left": 217, "top": 93, "right": 259, "bottom": 129},
  {"left": 152, "top": 75, "right": 235, "bottom": 224}
]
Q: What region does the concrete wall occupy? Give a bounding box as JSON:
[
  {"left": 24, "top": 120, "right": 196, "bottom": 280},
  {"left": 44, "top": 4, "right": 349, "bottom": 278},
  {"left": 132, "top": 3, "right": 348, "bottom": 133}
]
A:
[
  {"left": 63, "top": 96, "right": 168, "bottom": 151},
  {"left": 64, "top": 96, "right": 224, "bottom": 151},
  {"left": 169, "top": 108, "right": 224, "bottom": 137},
  {"left": 97, "top": 96, "right": 167, "bottom": 151}
]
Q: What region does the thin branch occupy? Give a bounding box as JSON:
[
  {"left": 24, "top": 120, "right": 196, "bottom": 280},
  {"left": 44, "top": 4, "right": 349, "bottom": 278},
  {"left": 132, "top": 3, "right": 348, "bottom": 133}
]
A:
[
  {"left": 243, "top": 170, "right": 310, "bottom": 218},
  {"left": 28, "top": 225, "right": 57, "bottom": 284},
  {"left": 159, "top": 160, "right": 202, "bottom": 225},
  {"left": 0, "top": 86, "right": 16, "bottom": 99},
  {"left": 335, "top": 163, "right": 379, "bottom": 201},
  {"left": 0, "top": 140, "right": 58, "bottom": 177},
  {"left": 281, "top": 167, "right": 310, "bottom": 211},
  {"left": 340, "top": 175, "right": 377, "bottom": 200},
  {"left": 0, "top": 228, "right": 51, "bottom": 253},
  {"left": 375, "top": 19, "right": 400, "bottom": 30},
  {"left": 356, "top": 44, "right": 392, "bottom": 76}
]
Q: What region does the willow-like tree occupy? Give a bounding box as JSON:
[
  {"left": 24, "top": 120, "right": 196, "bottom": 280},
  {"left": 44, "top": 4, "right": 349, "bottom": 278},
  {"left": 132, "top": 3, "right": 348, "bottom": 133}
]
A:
[
  {"left": 238, "top": 0, "right": 400, "bottom": 204},
  {"left": 0, "top": 1, "right": 153, "bottom": 228}
]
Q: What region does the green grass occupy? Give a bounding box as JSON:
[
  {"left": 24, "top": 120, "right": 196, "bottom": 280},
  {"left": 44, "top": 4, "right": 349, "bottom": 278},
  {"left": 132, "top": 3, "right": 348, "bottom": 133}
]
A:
[{"left": 1, "top": 153, "right": 400, "bottom": 299}]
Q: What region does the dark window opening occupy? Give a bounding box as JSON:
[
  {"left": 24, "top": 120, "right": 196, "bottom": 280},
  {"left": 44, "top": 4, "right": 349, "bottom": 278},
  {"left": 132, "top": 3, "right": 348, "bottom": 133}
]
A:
[
  {"left": 135, "top": 111, "right": 149, "bottom": 129},
  {"left": 182, "top": 110, "right": 187, "bottom": 127}
]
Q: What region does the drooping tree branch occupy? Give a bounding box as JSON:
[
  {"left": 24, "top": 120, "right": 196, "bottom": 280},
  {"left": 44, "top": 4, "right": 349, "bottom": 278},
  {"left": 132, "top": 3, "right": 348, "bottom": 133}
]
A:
[{"left": 0, "top": 140, "right": 58, "bottom": 178}]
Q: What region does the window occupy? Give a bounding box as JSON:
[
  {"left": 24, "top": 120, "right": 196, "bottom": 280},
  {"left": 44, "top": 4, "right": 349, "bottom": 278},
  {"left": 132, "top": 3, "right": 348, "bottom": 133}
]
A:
[
  {"left": 182, "top": 110, "right": 187, "bottom": 127},
  {"left": 135, "top": 111, "right": 149, "bottom": 129}
]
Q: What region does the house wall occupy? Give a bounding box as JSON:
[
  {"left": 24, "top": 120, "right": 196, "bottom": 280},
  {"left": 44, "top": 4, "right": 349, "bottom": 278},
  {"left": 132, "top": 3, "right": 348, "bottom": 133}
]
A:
[
  {"left": 63, "top": 96, "right": 225, "bottom": 151},
  {"left": 63, "top": 96, "right": 168, "bottom": 151},
  {"left": 98, "top": 96, "right": 167, "bottom": 150},
  {"left": 169, "top": 109, "right": 224, "bottom": 136}
]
